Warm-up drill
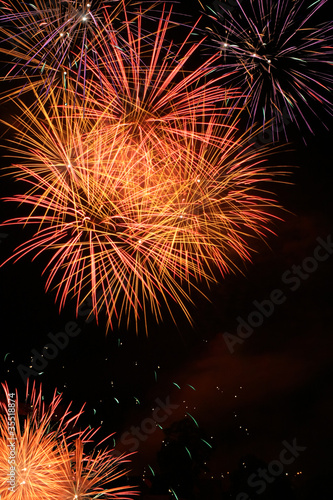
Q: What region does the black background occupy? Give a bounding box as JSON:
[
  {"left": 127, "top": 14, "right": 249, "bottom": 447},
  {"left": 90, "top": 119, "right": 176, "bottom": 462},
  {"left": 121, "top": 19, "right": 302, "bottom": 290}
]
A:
[{"left": 0, "top": 1, "right": 332, "bottom": 498}]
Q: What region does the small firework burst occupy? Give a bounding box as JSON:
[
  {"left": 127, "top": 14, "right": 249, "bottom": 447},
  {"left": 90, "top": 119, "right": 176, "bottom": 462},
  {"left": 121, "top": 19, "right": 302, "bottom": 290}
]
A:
[
  {"left": 0, "top": 0, "right": 125, "bottom": 100},
  {"left": 204, "top": 0, "right": 333, "bottom": 139},
  {"left": 0, "top": 382, "right": 83, "bottom": 499},
  {"left": 0, "top": 382, "right": 138, "bottom": 499}
]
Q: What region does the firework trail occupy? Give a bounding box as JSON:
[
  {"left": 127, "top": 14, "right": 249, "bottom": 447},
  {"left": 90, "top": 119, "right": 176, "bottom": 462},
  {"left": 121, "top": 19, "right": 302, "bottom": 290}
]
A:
[
  {"left": 0, "top": 382, "right": 138, "bottom": 499},
  {"left": 202, "top": 0, "right": 333, "bottom": 140}
]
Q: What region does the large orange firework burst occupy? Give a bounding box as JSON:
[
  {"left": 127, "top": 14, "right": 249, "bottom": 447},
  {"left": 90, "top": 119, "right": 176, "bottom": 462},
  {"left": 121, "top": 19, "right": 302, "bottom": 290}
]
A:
[
  {"left": 0, "top": 2, "right": 288, "bottom": 331},
  {"left": 0, "top": 382, "right": 138, "bottom": 499},
  {"left": 1, "top": 87, "right": 286, "bottom": 331}
]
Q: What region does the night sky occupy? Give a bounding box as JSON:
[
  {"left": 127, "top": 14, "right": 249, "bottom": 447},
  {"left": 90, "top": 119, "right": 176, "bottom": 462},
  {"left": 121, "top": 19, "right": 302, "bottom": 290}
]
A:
[{"left": 0, "top": 1, "right": 332, "bottom": 499}]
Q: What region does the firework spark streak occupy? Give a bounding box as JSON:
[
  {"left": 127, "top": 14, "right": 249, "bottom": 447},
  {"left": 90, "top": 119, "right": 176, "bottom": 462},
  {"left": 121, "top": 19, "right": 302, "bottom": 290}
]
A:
[
  {"left": 203, "top": 0, "right": 333, "bottom": 139},
  {"left": 0, "top": 382, "right": 138, "bottom": 499},
  {"left": 58, "top": 437, "right": 138, "bottom": 499}
]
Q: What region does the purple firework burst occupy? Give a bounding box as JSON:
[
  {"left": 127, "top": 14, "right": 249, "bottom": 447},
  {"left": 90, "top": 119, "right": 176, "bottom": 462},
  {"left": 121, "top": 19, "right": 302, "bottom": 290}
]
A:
[
  {"left": 204, "top": 0, "right": 333, "bottom": 140},
  {"left": 0, "top": 0, "right": 125, "bottom": 99}
]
